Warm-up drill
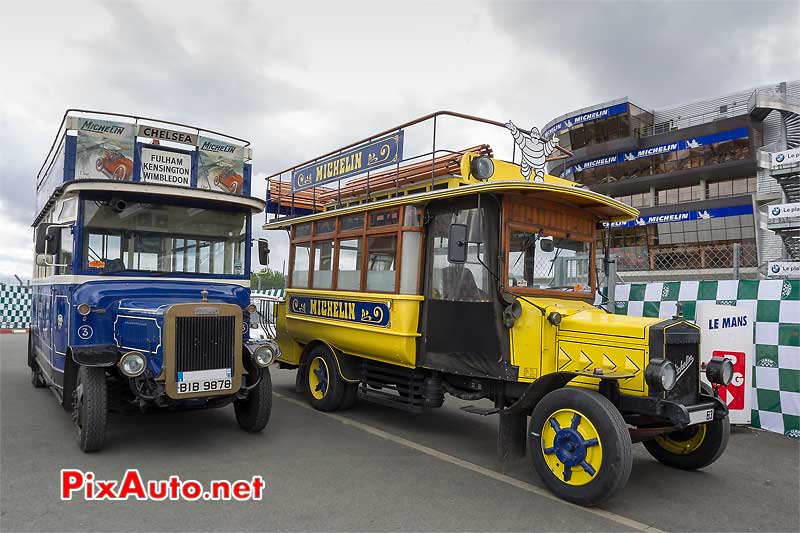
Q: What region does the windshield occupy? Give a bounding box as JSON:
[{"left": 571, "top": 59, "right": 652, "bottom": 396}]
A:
[
  {"left": 507, "top": 228, "right": 592, "bottom": 293},
  {"left": 82, "top": 199, "right": 247, "bottom": 276}
]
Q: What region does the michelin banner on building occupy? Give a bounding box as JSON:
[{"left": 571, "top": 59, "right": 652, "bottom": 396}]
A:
[
  {"left": 75, "top": 118, "right": 135, "bottom": 181},
  {"left": 197, "top": 136, "right": 245, "bottom": 194}
]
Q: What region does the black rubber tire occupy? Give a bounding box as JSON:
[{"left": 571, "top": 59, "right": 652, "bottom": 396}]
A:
[
  {"left": 305, "top": 347, "right": 345, "bottom": 412},
  {"left": 643, "top": 417, "right": 730, "bottom": 470},
  {"left": 73, "top": 366, "right": 108, "bottom": 453},
  {"left": 340, "top": 382, "right": 359, "bottom": 410},
  {"left": 235, "top": 368, "right": 273, "bottom": 432},
  {"left": 530, "top": 388, "right": 632, "bottom": 507}
]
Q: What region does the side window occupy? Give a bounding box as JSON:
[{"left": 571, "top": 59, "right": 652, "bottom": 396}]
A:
[
  {"left": 291, "top": 243, "right": 311, "bottom": 288},
  {"left": 57, "top": 227, "right": 74, "bottom": 275},
  {"left": 336, "top": 238, "right": 362, "bottom": 291},
  {"left": 429, "top": 209, "right": 490, "bottom": 302},
  {"left": 366, "top": 235, "right": 397, "bottom": 292},
  {"left": 312, "top": 241, "right": 334, "bottom": 289}
]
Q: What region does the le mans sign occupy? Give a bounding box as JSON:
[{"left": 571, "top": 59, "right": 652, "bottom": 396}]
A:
[{"left": 291, "top": 131, "right": 404, "bottom": 192}]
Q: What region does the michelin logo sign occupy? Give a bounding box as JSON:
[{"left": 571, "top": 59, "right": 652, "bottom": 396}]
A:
[
  {"left": 605, "top": 204, "right": 752, "bottom": 228},
  {"left": 543, "top": 103, "right": 627, "bottom": 138},
  {"left": 564, "top": 127, "right": 748, "bottom": 176}
]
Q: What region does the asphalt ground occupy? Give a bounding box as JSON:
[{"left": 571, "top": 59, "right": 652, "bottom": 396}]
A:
[{"left": 1, "top": 333, "right": 798, "bottom": 532}]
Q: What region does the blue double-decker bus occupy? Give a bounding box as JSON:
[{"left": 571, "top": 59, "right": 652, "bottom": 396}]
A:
[{"left": 29, "top": 111, "right": 279, "bottom": 452}]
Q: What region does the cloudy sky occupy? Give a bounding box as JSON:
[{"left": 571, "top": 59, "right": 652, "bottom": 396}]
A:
[{"left": 0, "top": 0, "right": 797, "bottom": 281}]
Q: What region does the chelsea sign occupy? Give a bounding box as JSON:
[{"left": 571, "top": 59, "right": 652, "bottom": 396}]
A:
[{"left": 292, "top": 132, "right": 404, "bottom": 192}]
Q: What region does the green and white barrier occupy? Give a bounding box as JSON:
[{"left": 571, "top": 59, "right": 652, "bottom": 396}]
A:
[
  {"left": 601, "top": 279, "right": 799, "bottom": 438},
  {"left": 0, "top": 283, "right": 32, "bottom": 329}
]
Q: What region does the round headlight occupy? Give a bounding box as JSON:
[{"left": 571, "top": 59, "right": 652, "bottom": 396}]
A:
[
  {"left": 470, "top": 156, "right": 495, "bottom": 180},
  {"left": 706, "top": 357, "right": 734, "bottom": 386},
  {"left": 246, "top": 303, "right": 257, "bottom": 314},
  {"left": 77, "top": 303, "right": 91, "bottom": 316},
  {"left": 660, "top": 361, "right": 677, "bottom": 391},
  {"left": 645, "top": 358, "right": 677, "bottom": 392},
  {"left": 254, "top": 345, "right": 275, "bottom": 367},
  {"left": 119, "top": 351, "right": 146, "bottom": 377}
]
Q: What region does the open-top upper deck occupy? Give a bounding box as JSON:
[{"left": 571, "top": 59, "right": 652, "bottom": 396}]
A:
[
  {"left": 35, "top": 110, "right": 260, "bottom": 224},
  {"left": 263, "top": 111, "right": 637, "bottom": 230}
]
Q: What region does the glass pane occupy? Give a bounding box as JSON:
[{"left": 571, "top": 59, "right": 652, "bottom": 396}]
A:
[
  {"left": 370, "top": 209, "right": 399, "bottom": 227},
  {"left": 336, "top": 238, "right": 362, "bottom": 291},
  {"left": 340, "top": 213, "right": 364, "bottom": 232},
  {"left": 507, "top": 229, "right": 591, "bottom": 292},
  {"left": 366, "top": 235, "right": 397, "bottom": 291},
  {"left": 429, "top": 209, "right": 491, "bottom": 301},
  {"left": 292, "top": 244, "right": 311, "bottom": 288},
  {"left": 294, "top": 223, "right": 311, "bottom": 238},
  {"left": 312, "top": 241, "right": 334, "bottom": 289},
  {"left": 315, "top": 219, "right": 335, "bottom": 235},
  {"left": 82, "top": 199, "right": 246, "bottom": 275}
]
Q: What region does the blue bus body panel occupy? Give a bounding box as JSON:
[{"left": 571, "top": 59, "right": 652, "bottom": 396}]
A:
[{"left": 32, "top": 280, "right": 250, "bottom": 379}]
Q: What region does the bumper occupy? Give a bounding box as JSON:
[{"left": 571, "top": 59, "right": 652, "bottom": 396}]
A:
[{"left": 619, "top": 393, "right": 728, "bottom": 428}]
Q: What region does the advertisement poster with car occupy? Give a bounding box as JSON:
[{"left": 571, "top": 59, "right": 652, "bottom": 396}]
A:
[
  {"left": 696, "top": 302, "right": 753, "bottom": 424},
  {"left": 197, "top": 135, "right": 244, "bottom": 195},
  {"left": 75, "top": 118, "right": 135, "bottom": 181}
]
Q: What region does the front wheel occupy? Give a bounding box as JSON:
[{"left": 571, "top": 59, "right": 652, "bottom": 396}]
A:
[
  {"left": 73, "top": 366, "right": 108, "bottom": 453},
  {"left": 235, "top": 368, "right": 273, "bottom": 432},
  {"left": 530, "top": 388, "right": 632, "bottom": 507},
  {"left": 643, "top": 417, "right": 730, "bottom": 470}
]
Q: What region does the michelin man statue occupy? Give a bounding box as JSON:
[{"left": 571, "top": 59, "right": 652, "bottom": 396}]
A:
[{"left": 505, "top": 121, "right": 559, "bottom": 182}]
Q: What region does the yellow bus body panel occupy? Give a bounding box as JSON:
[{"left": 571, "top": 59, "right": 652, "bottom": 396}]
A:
[{"left": 276, "top": 289, "right": 422, "bottom": 368}]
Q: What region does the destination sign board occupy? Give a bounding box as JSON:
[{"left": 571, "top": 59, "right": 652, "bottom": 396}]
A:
[
  {"left": 291, "top": 132, "right": 404, "bottom": 192},
  {"left": 138, "top": 125, "right": 198, "bottom": 146}
]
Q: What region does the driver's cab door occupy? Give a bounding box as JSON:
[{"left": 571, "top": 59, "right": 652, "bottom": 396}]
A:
[{"left": 418, "top": 198, "right": 507, "bottom": 378}]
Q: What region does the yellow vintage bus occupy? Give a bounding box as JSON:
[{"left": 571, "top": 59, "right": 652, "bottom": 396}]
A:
[{"left": 262, "top": 112, "right": 733, "bottom": 506}]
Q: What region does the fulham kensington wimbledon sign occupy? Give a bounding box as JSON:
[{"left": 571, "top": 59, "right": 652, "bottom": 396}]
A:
[
  {"left": 140, "top": 147, "right": 192, "bottom": 187},
  {"left": 291, "top": 132, "right": 404, "bottom": 192}
]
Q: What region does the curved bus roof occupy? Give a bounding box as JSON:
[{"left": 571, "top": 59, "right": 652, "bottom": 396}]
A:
[{"left": 264, "top": 177, "right": 638, "bottom": 230}]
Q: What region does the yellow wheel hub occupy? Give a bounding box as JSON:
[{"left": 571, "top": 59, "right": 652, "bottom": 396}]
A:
[
  {"left": 655, "top": 425, "right": 707, "bottom": 454},
  {"left": 308, "top": 357, "right": 329, "bottom": 400},
  {"left": 541, "top": 408, "right": 603, "bottom": 486}
]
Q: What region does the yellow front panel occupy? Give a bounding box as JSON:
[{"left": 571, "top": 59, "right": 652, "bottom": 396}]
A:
[{"left": 555, "top": 340, "right": 646, "bottom": 394}]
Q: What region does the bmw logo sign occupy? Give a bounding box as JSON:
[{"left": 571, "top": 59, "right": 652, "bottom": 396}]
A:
[
  {"left": 775, "top": 153, "right": 785, "bottom": 162},
  {"left": 771, "top": 264, "right": 781, "bottom": 274},
  {"left": 772, "top": 206, "right": 782, "bottom": 216}
]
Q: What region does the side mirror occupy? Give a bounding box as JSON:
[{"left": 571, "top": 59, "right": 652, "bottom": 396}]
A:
[
  {"left": 447, "top": 224, "right": 468, "bottom": 264},
  {"left": 257, "top": 239, "right": 270, "bottom": 266},
  {"left": 540, "top": 236, "right": 555, "bottom": 253},
  {"left": 35, "top": 224, "right": 61, "bottom": 255},
  {"left": 35, "top": 253, "right": 55, "bottom": 267}
]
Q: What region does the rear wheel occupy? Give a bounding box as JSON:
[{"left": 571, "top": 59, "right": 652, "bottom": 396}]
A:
[
  {"left": 235, "top": 368, "right": 273, "bottom": 432},
  {"left": 73, "top": 366, "right": 108, "bottom": 453},
  {"left": 643, "top": 417, "right": 729, "bottom": 470},
  {"left": 530, "top": 388, "right": 632, "bottom": 507},
  {"left": 306, "top": 347, "right": 345, "bottom": 411}
]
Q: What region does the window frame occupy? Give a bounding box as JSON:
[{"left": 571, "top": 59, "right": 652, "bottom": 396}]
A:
[{"left": 287, "top": 205, "right": 423, "bottom": 294}]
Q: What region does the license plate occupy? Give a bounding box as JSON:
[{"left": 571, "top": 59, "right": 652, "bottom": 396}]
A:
[
  {"left": 689, "top": 408, "right": 714, "bottom": 425},
  {"left": 176, "top": 368, "right": 232, "bottom": 395}
]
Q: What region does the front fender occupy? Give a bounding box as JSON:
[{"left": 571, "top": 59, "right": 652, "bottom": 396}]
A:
[{"left": 71, "top": 344, "right": 118, "bottom": 367}]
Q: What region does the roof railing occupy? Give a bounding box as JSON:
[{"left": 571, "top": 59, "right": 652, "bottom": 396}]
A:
[{"left": 265, "top": 110, "right": 573, "bottom": 219}]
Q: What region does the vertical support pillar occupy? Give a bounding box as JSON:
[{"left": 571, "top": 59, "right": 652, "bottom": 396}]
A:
[
  {"left": 606, "top": 253, "right": 617, "bottom": 311},
  {"left": 733, "top": 242, "right": 740, "bottom": 279}
]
